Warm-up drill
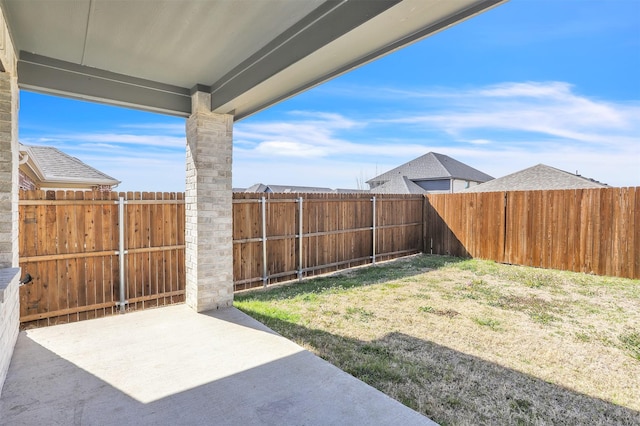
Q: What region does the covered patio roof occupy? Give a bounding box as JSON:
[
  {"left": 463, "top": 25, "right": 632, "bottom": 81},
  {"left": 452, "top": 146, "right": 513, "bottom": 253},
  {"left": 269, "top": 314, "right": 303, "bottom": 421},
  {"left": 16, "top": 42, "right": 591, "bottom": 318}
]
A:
[{"left": 1, "top": 0, "right": 506, "bottom": 119}]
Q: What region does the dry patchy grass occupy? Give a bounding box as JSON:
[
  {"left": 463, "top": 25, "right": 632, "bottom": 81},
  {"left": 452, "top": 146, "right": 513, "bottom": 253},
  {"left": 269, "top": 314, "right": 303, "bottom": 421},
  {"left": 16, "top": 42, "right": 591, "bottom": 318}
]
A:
[{"left": 235, "top": 254, "right": 640, "bottom": 425}]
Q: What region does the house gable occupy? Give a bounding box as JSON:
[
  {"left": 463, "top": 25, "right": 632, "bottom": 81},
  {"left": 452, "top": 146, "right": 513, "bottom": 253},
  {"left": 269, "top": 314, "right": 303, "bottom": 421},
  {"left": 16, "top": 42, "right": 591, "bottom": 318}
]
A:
[{"left": 366, "top": 152, "right": 494, "bottom": 193}]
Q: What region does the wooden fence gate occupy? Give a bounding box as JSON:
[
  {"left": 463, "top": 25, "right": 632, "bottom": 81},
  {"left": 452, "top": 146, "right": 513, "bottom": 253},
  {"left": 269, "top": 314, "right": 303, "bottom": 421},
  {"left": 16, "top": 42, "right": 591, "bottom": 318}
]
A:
[{"left": 19, "top": 190, "right": 185, "bottom": 328}]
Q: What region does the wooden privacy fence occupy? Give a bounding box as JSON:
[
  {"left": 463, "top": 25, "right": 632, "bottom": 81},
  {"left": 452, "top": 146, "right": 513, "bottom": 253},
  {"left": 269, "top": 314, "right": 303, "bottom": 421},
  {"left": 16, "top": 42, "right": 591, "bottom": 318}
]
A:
[
  {"left": 19, "top": 187, "right": 635, "bottom": 327},
  {"left": 232, "top": 193, "right": 424, "bottom": 291},
  {"left": 19, "top": 190, "right": 185, "bottom": 328},
  {"left": 424, "top": 187, "right": 639, "bottom": 279},
  {"left": 18, "top": 191, "right": 423, "bottom": 326}
]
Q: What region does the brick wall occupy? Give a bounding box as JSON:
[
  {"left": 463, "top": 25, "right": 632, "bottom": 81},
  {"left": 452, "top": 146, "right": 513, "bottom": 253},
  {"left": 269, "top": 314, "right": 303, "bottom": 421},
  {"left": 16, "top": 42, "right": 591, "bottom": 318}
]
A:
[
  {"left": 0, "top": 268, "right": 19, "bottom": 396},
  {"left": 18, "top": 170, "right": 36, "bottom": 190},
  {"left": 0, "top": 72, "right": 19, "bottom": 269}
]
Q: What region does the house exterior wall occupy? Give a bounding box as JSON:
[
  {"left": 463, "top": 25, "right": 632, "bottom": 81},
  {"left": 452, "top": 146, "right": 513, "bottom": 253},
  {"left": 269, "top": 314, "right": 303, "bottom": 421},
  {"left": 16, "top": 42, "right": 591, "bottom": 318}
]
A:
[
  {"left": 452, "top": 179, "right": 483, "bottom": 193},
  {"left": 0, "top": 268, "right": 19, "bottom": 397},
  {"left": 18, "top": 170, "right": 36, "bottom": 190},
  {"left": 0, "top": 72, "right": 18, "bottom": 269},
  {"left": 0, "top": 7, "right": 18, "bottom": 397}
]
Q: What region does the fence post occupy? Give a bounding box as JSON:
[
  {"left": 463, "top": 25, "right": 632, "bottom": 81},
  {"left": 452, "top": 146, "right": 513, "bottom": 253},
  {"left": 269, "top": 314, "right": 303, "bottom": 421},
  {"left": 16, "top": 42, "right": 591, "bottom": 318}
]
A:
[
  {"left": 261, "top": 196, "right": 268, "bottom": 288},
  {"left": 298, "top": 196, "right": 303, "bottom": 282},
  {"left": 117, "top": 196, "right": 128, "bottom": 313},
  {"left": 502, "top": 192, "right": 508, "bottom": 263},
  {"left": 372, "top": 196, "right": 376, "bottom": 265},
  {"left": 422, "top": 195, "right": 428, "bottom": 254}
]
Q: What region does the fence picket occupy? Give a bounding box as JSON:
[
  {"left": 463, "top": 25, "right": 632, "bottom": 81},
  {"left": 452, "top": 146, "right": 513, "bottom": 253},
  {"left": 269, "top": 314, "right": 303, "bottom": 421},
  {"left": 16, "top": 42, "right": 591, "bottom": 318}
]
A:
[
  {"left": 424, "top": 188, "right": 638, "bottom": 279},
  {"left": 18, "top": 190, "right": 186, "bottom": 327},
  {"left": 18, "top": 187, "right": 637, "bottom": 327}
]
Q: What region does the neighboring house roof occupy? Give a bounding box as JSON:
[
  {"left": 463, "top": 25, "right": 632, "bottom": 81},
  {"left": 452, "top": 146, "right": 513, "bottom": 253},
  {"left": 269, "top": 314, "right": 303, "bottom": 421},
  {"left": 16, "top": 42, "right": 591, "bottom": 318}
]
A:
[
  {"left": 462, "top": 164, "right": 608, "bottom": 193},
  {"left": 367, "top": 152, "right": 494, "bottom": 186},
  {"left": 334, "top": 188, "right": 369, "bottom": 194},
  {"left": 19, "top": 144, "right": 120, "bottom": 189},
  {"left": 369, "top": 175, "right": 426, "bottom": 195},
  {"left": 243, "top": 183, "right": 335, "bottom": 193},
  {"left": 243, "top": 183, "right": 269, "bottom": 193},
  {"left": 241, "top": 183, "right": 365, "bottom": 194}
]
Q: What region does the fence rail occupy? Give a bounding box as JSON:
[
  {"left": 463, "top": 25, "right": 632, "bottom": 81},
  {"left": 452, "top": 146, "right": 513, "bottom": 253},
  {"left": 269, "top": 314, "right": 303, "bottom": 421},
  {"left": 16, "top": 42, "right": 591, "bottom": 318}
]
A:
[
  {"left": 18, "top": 187, "right": 637, "bottom": 328},
  {"left": 19, "top": 191, "right": 423, "bottom": 326},
  {"left": 231, "top": 193, "right": 424, "bottom": 291},
  {"left": 19, "top": 190, "right": 185, "bottom": 328},
  {"left": 424, "top": 187, "right": 639, "bottom": 279}
]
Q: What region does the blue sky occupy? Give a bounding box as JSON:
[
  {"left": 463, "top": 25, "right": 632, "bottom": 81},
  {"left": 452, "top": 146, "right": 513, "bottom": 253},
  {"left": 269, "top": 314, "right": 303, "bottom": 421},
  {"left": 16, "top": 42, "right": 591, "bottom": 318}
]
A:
[{"left": 19, "top": 0, "right": 640, "bottom": 192}]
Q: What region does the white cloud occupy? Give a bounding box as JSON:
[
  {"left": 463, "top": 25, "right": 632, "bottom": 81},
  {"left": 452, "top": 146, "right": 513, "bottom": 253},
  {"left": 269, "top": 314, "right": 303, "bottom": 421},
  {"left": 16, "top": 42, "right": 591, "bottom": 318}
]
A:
[
  {"left": 118, "top": 122, "right": 185, "bottom": 133},
  {"left": 21, "top": 127, "right": 188, "bottom": 191},
  {"left": 68, "top": 133, "right": 185, "bottom": 148},
  {"left": 254, "top": 141, "right": 328, "bottom": 157},
  {"left": 465, "top": 139, "right": 492, "bottom": 145},
  {"left": 386, "top": 82, "right": 636, "bottom": 135},
  {"left": 67, "top": 149, "right": 187, "bottom": 192},
  {"left": 234, "top": 81, "right": 640, "bottom": 188},
  {"left": 235, "top": 112, "right": 430, "bottom": 161},
  {"left": 21, "top": 81, "right": 639, "bottom": 191},
  {"left": 232, "top": 157, "right": 384, "bottom": 190},
  {"left": 22, "top": 133, "right": 185, "bottom": 150}
]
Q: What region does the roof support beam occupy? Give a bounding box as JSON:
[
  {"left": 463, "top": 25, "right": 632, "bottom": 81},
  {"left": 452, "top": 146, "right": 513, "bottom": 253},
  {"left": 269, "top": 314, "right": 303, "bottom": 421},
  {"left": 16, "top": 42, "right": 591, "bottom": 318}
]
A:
[
  {"left": 209, "top": 0, "right": 402, "bottom": 112},
  {"left": 230, "top": 0, "right": 505, "bottom": 120},
  {"left": 17, "top": 52, "right": 192, "bottom": 116},
  {"left": 10, "top": 0, "right": 507, "bottom": 120}
]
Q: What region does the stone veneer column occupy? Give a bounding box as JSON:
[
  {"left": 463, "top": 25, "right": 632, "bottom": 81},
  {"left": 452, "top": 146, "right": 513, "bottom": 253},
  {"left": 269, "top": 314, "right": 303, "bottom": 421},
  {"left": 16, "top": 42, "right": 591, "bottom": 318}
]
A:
[
  {"left": 0, "top": 6, "right": 20, "bottom": 396},
  {"left": 0, "top": 71, "right": 18, "bottom": 269},
  {"left": 185, "top": 91, "right": 234, "bottom": 312}
]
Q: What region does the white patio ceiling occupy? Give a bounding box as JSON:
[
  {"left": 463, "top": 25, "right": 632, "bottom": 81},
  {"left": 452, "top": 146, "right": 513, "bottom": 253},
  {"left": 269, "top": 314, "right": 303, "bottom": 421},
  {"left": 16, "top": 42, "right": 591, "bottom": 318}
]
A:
[{"left": 0, "top": 0, "right": 506, "bottom": 119}]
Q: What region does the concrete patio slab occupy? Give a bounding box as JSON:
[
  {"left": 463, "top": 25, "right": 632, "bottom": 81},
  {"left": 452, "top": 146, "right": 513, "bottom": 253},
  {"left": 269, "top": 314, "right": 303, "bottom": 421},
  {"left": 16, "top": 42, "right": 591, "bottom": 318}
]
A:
[{"left": 0, "top": 304, "right": 436, "bottom": 425}]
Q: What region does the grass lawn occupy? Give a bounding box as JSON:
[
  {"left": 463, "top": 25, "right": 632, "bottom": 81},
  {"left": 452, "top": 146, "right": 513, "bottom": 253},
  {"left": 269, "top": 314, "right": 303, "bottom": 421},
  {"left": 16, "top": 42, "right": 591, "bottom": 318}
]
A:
[{"left": 234, "top": 254, "right": 640, "bottom": 426}]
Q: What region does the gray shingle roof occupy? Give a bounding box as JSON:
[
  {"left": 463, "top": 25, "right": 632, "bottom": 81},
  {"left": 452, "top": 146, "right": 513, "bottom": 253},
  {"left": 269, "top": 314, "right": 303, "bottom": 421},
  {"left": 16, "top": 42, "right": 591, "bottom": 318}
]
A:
[
  {"left": 366, "top": 152, "right": 493, "bottom": 185},
  {"left": 369, "top": 175, "right": 426, "bottom": 194},
  {"left": 267, "top": 185, "right": 334, "bottom": 193},
  {"left": 241, "top": 183, "right": 365, "bottom": 194},
  {"left": 20, "top": 144, "right": 119, "bottom": 187},
  {"left": 243, "top": 183, "right": 268, "bottom": 193},
  {"left": 462, "top": 164, "right": 608, "bottom": 193},
  {"left": 243, "top": 183, "right": 335, "bottom": 193},
  {"left": 334, "top": 188, "right": 369, "bottom": 194}
]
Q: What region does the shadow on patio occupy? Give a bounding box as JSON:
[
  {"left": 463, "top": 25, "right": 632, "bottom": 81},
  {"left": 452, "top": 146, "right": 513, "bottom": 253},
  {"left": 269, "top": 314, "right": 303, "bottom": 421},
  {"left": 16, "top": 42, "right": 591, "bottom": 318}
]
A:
[{"left": 0, "top": 304, "right": 433, "bottom": 425}]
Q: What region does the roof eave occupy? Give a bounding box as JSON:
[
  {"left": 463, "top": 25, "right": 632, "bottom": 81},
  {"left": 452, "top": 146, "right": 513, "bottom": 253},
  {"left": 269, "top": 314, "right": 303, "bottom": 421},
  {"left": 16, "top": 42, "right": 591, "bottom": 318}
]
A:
[{"left": 8, "top": 0, "right": 509, "bottom": 119}]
